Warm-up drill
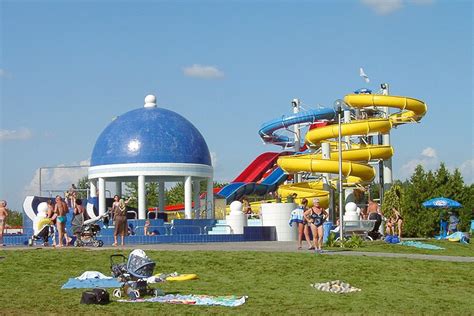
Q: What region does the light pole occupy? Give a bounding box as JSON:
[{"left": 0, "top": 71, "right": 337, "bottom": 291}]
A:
[{"left": 334, "top": 99, "right": 348, "bottom": 243}]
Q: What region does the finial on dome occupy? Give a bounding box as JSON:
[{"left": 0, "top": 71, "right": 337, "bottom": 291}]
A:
[{"left": 144, "top": 94, "right": 157, "bottom": 108}]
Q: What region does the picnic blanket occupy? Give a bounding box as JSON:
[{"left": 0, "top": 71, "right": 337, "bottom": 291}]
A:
[
  {"left": 61, "top": 278, "right": 122, "bottom": 289},
  {"left": 118, "top": 294, "right": 247, "bottom": 306},
  {"left": 398, "top": 241, "right": 445, "bottom": 250},
  {"left": 311, "top": 280, "right": 361, "bottom": 294}
]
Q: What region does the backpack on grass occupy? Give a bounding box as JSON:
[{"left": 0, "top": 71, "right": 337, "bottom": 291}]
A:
[{"left": 80, "top": 288, "right": 110, "bottom": 305}]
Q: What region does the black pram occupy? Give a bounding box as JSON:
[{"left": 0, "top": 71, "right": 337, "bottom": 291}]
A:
[
  {"left": 72, "top": 213, "right": 107, "bottom": 247},
  {"left": 110, "top": 249, "right": 161, "bottom": 299}
]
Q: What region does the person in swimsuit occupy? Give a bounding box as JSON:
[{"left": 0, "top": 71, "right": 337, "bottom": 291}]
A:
[
  {"left": 304, "top": 198, "right": 328, "bottom": 253},
  {"left": 54, "top": 195, "right": 71, "bottom": 247},
  {"left": 0, "top": 200, "right": 9, "bottom": 246},
  {"left": 392, "top": 207, "right": 404, "bottom": 237},
  {"left": 144, "top": 220, "right": 157, "bottom": 236},
  {"left": 297, "top": 198, "right": 313, "bottom": 250},
  {"left": 46, "top": 199, "right": 57, "bottom": 246}
]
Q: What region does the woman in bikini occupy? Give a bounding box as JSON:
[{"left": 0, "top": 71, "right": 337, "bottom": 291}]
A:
[
  {"left": 392, "top": 207, "right": 404, "bottom": 238},
  {"left": 304, "top": 198, "right": 328, "bottom": 253}
]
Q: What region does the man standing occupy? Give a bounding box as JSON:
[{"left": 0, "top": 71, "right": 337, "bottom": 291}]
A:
[
  {"left": 54, "top": 196, "right": 71, "bottom": 247},
  {"left": 0, "top": 200, "right": 9, "bottom": 246}
]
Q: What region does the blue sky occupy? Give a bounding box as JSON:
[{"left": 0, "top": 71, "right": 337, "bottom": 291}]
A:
[{"left": 1, "top": 0, "right": 472, "bottom": 211}]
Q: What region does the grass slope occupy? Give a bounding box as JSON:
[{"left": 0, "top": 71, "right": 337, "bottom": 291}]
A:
[{"left": 0, "top": 248, "right": 473, "bottom": 315}]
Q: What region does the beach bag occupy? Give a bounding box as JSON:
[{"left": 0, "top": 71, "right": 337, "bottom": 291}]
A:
[{"left": 80, "top": 288, "right": 110, "bottom": 305}]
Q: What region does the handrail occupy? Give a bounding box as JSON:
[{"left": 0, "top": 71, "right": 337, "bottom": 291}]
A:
[
  {"left": 127, "top": 210, "right": 138, "bottom": 219},
  {"left": 135, "top": 225, "right": 171, "bottom": 236},
  {"left": 343, "top": 220, "right": 376, "bottom": 231},
  {"left": 203, "top": 224, "right": 234, "bottom": 235},
  {"left": 170, "top": 225, "right": 203, "bottom": 235}
]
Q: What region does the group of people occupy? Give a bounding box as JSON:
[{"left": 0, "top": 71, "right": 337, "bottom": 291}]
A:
[
  {"left": 290, "top": 198, "right": 329, "bottom": 253},
  {"left": 43, "top": 195, "right": 87, "bottom": 247},
  {"left": 33, "top": 193, "right": 136, "bottom": 247}
]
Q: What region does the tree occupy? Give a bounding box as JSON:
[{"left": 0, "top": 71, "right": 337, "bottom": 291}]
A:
[
  {"left": 398, "top": 163, "right": 474, "bottom": 237},
  {"left": 165, "top": 181, "right": 227, "bottom": 206},
  {"left": 76, "top": 176, "right": 90, "bottom": 199},
  {"left": 381, "top": 182, "right": 402, "bottom": 218},
  {"left": 6, "top": 210, "right": 23, "bottom": 226},
  {"left": 123, "top": 181, "right": 229, "bottom": 209}
]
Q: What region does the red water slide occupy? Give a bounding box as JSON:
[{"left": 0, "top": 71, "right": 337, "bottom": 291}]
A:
[{"left": 232, "top": 152, "right": 283, "bottom": 183}]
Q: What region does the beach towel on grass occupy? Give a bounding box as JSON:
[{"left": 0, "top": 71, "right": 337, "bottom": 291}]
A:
[
  {"left": 398, "top": 241, "right": 445, "bottom": 250},
  {"left": 61, "top": 278, "right": 122, "bottom": 289},
  {"left": 118, "top": 294, "right": 247, "bottom": 307}
]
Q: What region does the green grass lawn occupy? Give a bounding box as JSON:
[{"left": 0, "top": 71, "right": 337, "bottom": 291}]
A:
[
  {"left": 0, "top": 247, "right": 473, "bottom": 315},
  {"left": 329, "top": 239, "right": 474, "bottom": 257}
]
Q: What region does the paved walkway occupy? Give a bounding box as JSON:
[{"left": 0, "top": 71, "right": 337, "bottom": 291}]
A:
[
  {"left": 98, "top": 241, "right": 473, "bottom": 263},
  {"left": 3, "top": 241, "right": 473, "bottom": 263}
]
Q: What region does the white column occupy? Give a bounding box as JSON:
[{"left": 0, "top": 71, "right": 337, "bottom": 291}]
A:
[
  {"left": 345, "top": 189, "right": 355, "bottom": 204},
  {"left": 98, "top": 177, "right": 106, "bottom": 216},
  {"left": 344, "top": 110, "right": 351, "bottom": 148},
  {"left": 184, "top": 176, "right": 192, "bottom": 219},
  {"left": 193, "top": 180, "right": 201, "bottom": 219},
  {"left": 322, "top": 142, "right": 334, "bottom": 221},
  {"left": 292, "top": 98, "right": 302, "bottom": 183},
  {"left": 138, "top": 175, "right": 146, "bottom": 220},
  {"left": 158, "top": 180, "right": 165, "bottom": 213},
  {"left": 90, "top": 180, "right": 97, "bottom": 198},
  {"left": 115, "top": 182, "right": 122, "bottom": 197},
  {"left": 381, "top": 83, "right": 393, "bottom": 193},
  {"left": 206, "top": 178, "right": 214, "bottom": 219}
]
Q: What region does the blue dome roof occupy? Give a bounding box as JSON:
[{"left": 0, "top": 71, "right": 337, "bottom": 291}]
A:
[{"left": 91, "top": 107, "right": 211, "bottom": 166}]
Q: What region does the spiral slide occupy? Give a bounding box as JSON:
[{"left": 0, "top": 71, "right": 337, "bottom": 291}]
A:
[
  {"left": 277, "top": 94, "right": 427, "bottom": 208},
  {"left": 216, "top": 108, "right": 337, "bottom": 203}
]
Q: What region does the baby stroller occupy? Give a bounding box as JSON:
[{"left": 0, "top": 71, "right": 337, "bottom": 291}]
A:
[
  {"left": 110, "top": 249, "right": 161, "bottom": 299},
  {"left": 73, "top": 213, "right": 107, "bottom": 247},
  {"left": 28, "top": 218, "right": 55, "bottom": 247}
]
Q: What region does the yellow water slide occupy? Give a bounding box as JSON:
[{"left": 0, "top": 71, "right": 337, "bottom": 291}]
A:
[{"left": 277, "top": 94, "right": 427, "bottom": 207}]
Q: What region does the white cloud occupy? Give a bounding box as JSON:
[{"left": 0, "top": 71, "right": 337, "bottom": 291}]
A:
[
  {"left": 24, "top": 160, "right": 90, "bottom": 196},
  {"left": 0, "top": 68, "right": 12, "bottom": 79},
  {"left": 183, "top": 64, "right": 224, "bottom": 79},
  {"left": 361, "top": 0, "right": 403, "bottom": 15},
  {"left": 361, "top": 0, "right": 434, "bottom": 15},
  {"left": 399, "top": 147, "right": 473, "bottom": 184},
  {"left": 459, "top": 159, "right": 474, "bottom": 184},
  {"left": 0, "top": 128, "right": 33, "bottom": 141},
  {"left": 399, "top": 148, "right": 439, "bottom": 179},
  {"left": 421, "top": 147, "right": 437, "bottom": 158}
]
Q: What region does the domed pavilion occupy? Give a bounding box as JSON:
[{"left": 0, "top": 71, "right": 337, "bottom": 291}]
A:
[{"left": 88, "top": 95, "right": 214, "bottom": 219}]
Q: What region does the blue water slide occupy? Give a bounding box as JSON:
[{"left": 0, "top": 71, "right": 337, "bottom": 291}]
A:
[
  {"left": 218, "top": 167, "right": 288, "bottom": 203},
  {"left": 258, "top": 108, "right": 336, "bottom": 146}
]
